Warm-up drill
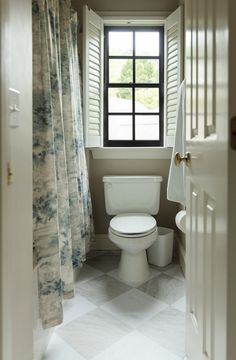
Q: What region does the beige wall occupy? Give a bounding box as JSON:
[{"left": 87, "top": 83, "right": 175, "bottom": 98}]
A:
[
  {"left": 72, "top": 0, "right": 179, "bottom": 22},
  {"left": 0, "top": 0, "right": 33, "bottom": 359},
  {"left": 89, "top": 155, "right": 179, "bottom": 235},
  {"left": 75, "top": 0, "right": 180, "bottom": 243}
]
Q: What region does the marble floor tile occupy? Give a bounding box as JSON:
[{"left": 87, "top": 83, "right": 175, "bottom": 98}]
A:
[
  {"left": 75, "top": 264, "right": 104, "bottom": 284},
  {"left": 44, "top": 254, "right": 187, "bottom": 360},
  {"left": 43, "top": 333, "right": 85, "bottom": 360},
  {"left": 171, "top": 297, "right": 186, "bottom": 313},
  {"left": 86, "top": 250, "right": 109, "bottom": 259},
  {"left": 92, "top": 331, "right": 182, "bottom": 360},
  {"left": 164, "top": 264, "right": 185, "bottom": 281},
  {"left": 101, "top": 288, "right": 168, "bottom": 328},
  {"left": 76, "top": 274, "right": 131, "bottom": 306},
  {"left": 107, "top": 267, "right": 161, "bottom": 287},
  {"left": 149, "top": 259, "right": 179, "bottom": 272},
  {"left": 57, "top": 308, "right": 131, "bottom": 359},
  {"left": 138, "top": 273, "right": 185, "bottom": 305},
  {"left": 139, "top": 307, "right": 186, "bottom": 357},
  {"left": 58, "top": 294, "right": 97, "bottom": 327},
  {"left": 86, "top": 253, "right": 120, "bottom": 273}
]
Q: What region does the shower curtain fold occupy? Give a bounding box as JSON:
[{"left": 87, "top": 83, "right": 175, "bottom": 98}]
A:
[{"left": 33, "top": 0, "right": 94, "bottom": 329}]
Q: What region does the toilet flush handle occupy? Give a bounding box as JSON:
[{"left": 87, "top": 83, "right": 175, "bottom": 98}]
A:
[{"left": 175, "top": 152, "right": 191, "bottom": 167}]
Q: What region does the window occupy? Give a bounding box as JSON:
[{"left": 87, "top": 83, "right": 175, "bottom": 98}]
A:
[
  {"left": 104, "top": 27, "right": 164, "bottom": 147},
  {"left": 83, "top": 6, "right": 183, "bottom": 149}
]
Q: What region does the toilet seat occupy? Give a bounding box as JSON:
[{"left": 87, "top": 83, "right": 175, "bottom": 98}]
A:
[{"left": 110, "top": 213, "right": 157, "bottom": 238}]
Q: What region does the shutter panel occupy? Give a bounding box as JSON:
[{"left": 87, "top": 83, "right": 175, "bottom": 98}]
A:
[
  {"left": 83, "top": 6, "right": 103, "bottom": 148},
  {"left": 165, "top": 6, "right": 183, "bottom": 147}
]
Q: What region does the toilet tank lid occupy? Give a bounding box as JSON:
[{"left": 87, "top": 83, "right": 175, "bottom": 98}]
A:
[{"left": 102, "top": 175, "right": 163, "bottom": 183}]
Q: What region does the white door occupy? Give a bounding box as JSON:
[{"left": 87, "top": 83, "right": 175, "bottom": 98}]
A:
[
  {"left": 185, "top": 0, "right": 230, "bottom": 359},
  {"left": 0, "top": 0, "right": 33, "bottom": 359}
]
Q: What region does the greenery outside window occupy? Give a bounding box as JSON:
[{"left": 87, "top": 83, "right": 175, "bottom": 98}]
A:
[{"left": 104, "top": 26, "right": 164, "bottom": 147}]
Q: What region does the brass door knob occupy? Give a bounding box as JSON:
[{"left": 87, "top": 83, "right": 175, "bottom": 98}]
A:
[{"left": 175, "top": 152, "right": 191, "bottom": 167}]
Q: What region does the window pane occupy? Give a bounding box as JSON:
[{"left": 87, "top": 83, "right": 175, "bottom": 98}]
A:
[
  {"left": 135, "top": 115, "right": 159, "bottom": 140},
  {"left": 109, "top": 59, "right": 133, "bottom": 83},
  {"left": 135, "top": 88, "right": 159, "bottom": 112},
  {"left": 108, "top": 88, "right": 132, "bottom": 113},
  {"left": 109, "top": 32, "right": 133, "bottom": 56},
  {"left": 109, "top": 115, "right": 133, "bottom": 140},
  {"left": 135, "top": 59, "right": 159, "bottom": 83},
  {"left": 135, "top": 32, "right": 160, "bottom": 56}
]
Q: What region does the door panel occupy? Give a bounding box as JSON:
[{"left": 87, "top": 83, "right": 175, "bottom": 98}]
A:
[
  {"left": 202, "top": 196, "right": 215, "bottom": 359},
  {"left": 189, "top": 185, "right": 199, "bottom": 327},
  {"left": 206, "top": 0, "right": 215, "bottom": 134},
  {"left": 185, "top": 0, "right": 228, "bottom": 359}
]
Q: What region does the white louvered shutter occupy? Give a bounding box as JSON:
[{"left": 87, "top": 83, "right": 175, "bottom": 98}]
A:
[
  {"left": 83, "top": 6, "right": 103, "bottom": 148},
  {"left": 165, "top": 6, "right": 183, "bottom": 147}
]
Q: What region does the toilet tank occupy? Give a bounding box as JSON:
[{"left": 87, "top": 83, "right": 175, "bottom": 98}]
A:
[{"left": 103, "top": 175, "right": 163, "bottom": 215}]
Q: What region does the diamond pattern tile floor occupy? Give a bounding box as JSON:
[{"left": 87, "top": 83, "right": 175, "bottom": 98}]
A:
[
  {"left": 58, "top": 294, "right": 97, "bottom": 327},
  {"left": 91, "top": 331, "right": 183, "bottom": 360},
  {"left": 75, "top": 264, "right": 104, "bottom": 284},
  {"left": 107, "top": 267, "right": 161, "bottom": 287},
  {"left": 164, "top": 264, "right": 185, "bottom": 281},
  {"left": 139, "top": 307, "right": 186, "bottom": 357},
  {"left": 76, "top": 274, "right": 131, "bottom": 306},
  {"left": 86, "top": 253, "right": 120, "bottom": 273},
  {"left": 44, "top": 251, "right": 186, "bottom": 360},
  {"left": 42, "top": 333, "right": 85, "bottom": 360},
  {"left": 138, "top": 273, "right": 185, "bottom": 305},
  {"left": 57, "top": 308, "right": 131, "bottom": 359},
  {"left": 101, "top": 288, "right": 168, "bottom": 328}
]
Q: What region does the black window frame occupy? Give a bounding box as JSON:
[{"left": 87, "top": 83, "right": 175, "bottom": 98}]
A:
[{"left": 104, "top": 26, "right": 164, "bottom": 147}]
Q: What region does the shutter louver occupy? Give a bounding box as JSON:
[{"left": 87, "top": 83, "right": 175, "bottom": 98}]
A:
[
  {"left": 83, "top": 6, "right": 103, "bottom": 147},
  {"left": 165, "top": 6, "right": 183, "bottom": 147}
]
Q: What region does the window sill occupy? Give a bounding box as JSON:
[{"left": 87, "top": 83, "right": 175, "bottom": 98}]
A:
[{"left": 89, "top": 147, "right": 172, "bottom": 160}]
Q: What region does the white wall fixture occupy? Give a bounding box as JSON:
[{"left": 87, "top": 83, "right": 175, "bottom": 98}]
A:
[
  {"left": 175, "top": 210, "right": 186, "bottom": 233},
  {"left": 9, "top": 88, "right": 20, "bottom": 128}
]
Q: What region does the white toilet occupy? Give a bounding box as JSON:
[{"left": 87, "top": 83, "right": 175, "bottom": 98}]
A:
[{"left": 103, "top": 175, "right": 163, "bottom": 285}]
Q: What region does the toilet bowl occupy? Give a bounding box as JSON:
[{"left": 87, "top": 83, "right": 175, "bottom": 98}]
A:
[
  {"left": 103, "top": 176, "right": 162, "bottom": 285},
  {"left": 109, "top": 213, "right": 158, "bottom": 285}
]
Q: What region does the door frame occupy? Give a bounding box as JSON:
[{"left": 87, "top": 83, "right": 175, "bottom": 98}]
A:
[{"left": 0, "top": 0, "right": 33, "bottom": 359}]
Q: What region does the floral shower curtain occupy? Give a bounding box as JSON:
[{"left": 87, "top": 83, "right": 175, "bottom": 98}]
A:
[{"left": 33, "top": 0, "right": 94, "bottom": 329}]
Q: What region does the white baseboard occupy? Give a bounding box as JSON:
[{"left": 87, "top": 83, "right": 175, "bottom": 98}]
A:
[{"left": 91, "top": 234, "right": 119, "bottom": 250}]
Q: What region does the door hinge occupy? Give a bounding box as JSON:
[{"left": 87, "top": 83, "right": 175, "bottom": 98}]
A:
[
  {"left": 230, "top": 116, "right": 236, "bottom": 150},
  {"left": 7, "top": 162, "right": 13, "bottom": 185}
]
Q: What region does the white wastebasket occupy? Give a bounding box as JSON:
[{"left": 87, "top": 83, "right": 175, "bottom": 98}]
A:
[{"left": 147, "top": 227, "right": 174, "bottom": 267}]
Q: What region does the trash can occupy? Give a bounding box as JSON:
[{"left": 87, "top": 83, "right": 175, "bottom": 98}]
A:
[{"left": 147, "top": 227, "right": 174, "bottom": 267}]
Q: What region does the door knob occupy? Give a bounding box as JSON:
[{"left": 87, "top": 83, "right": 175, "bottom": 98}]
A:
[{"left": 175, "top": 152, "right": 191, "bottom": 167}]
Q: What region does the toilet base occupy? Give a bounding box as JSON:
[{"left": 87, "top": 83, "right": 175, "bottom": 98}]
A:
[{"left": 118, "top": 250, "right": 150, "bottom": 286}]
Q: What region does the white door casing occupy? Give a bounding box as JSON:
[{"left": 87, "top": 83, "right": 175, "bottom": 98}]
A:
[{"left": 185, "top": 0, "right": 229, "bottom": 359}]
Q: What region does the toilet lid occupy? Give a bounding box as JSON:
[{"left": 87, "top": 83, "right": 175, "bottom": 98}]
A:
[{"left": 110, "top": 213, "right": 156, "bottom": 236}]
